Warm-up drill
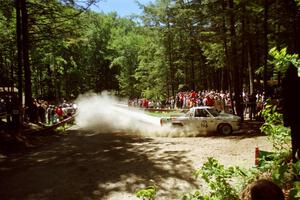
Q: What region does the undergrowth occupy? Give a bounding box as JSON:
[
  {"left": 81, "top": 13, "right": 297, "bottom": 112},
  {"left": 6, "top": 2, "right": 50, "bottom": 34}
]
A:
[{"left": 136, "top": 101, "right": 300, "bottom": 199}]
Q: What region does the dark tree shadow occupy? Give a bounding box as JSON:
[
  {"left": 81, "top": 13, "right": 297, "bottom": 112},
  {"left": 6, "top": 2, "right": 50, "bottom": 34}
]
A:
[{"left": 0, "top": 129, "right": 199, "bottom": 200}]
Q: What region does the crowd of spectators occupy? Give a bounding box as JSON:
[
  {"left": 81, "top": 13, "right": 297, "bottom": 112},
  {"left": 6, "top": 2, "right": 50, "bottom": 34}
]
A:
[
  {"left": 129, "top": 89, "right": 267, "bottom": 120},
  {"left": 128, "top": 98, "right": 162, "bottom": 109},
  {"left": 26, "top": 99, "right": 77, "bottom": 125},
  {"left": 0, "top": 93, "right": 77, "bottom": 129}
]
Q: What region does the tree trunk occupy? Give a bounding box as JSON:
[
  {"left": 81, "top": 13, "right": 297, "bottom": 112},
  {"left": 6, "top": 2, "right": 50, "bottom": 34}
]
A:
[
  {"left": 263, "top": 0, "right": 269, "bottom": 96},
  {"left": 245, "top": 7, "right": 254, "bottom": 95},
  {"left": 190, "top": 35, "right": 195, "bottom": 91},
  {"left": 21, "top": 0, "right": 32, "bottom": 107},
  {"left": 228, "top": 0, "right": 243, "bottom": 119},
  {"left": 293, "top": 2, "right": 300, "bottom": 54},
  {"left": 241, "top": 1, "right": 246, "bottom": 92},
  {"left": 221, "top": 0, "right": 233, "bottom": 104},
  {"left": 15, "top": 0, "right": 24, "bottom": 126},
  {"left": 167, "top": 15, "right": 175, "bottom": 97},
  {"left": 16, "top": 0, "right": 23, "bottom": 107},
  {"left": 248, "top": 48, "right": 253, "bottom": 94}
]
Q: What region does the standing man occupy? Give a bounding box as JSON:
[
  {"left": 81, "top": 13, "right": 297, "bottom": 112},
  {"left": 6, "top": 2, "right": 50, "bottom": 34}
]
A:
[
  {"left": 248, "top": 92, "right": 257, "bottom": 121},
  {"left": 282, "top": 64, "right": 300, "bottom": 162}
]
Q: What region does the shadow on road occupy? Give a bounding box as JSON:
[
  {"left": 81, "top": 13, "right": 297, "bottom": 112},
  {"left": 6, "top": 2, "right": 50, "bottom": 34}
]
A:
[{"left": 0, "top": 129, "right": 198, "bottom": 200}]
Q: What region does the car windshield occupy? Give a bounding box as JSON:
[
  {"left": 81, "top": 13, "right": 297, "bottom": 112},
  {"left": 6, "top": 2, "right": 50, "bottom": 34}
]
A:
[{"left": 207, "top": 108, "right": 220, "bottom": 117}]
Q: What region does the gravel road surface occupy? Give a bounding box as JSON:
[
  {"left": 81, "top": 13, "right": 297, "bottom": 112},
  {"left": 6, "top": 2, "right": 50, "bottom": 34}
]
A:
[{"left": 0, "top": 127, "right": 272, "bottom": 200}]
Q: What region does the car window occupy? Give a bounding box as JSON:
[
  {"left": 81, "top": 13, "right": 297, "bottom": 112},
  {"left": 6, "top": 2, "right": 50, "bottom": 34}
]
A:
[
  {"left": 195, "top": 109, "right": 209, "bottom": 117},
  {"left": 207, "top": 108, "right": 219, "bottom": 117}
]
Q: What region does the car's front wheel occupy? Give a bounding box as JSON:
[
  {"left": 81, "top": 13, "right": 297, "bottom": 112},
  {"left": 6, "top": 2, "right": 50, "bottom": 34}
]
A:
[{"left": 218, "top": 124, "right": 232, "bottom": 135}]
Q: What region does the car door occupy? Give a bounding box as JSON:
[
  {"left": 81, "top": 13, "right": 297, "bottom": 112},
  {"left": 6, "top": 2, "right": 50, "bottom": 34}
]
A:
[
  {"left": 193, "top": 108, "right": 210, "bottom": 132},
  {"left": 205, "top": 108, "right": 220, "bottom": 131}
]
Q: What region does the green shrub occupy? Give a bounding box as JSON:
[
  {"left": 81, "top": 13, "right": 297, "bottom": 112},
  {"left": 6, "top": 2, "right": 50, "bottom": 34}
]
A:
[
  {"left": 191, "top": 157, "right": 257, "bottom": 200},
  {"left": 136, "top": 185, "right": 157, "bottom": 200},
  {"left": 260, "top": 100, "right": 291, "bottom": 152},
  {"left": 136, "top": 101, "right": 300, "bottom": 199}
]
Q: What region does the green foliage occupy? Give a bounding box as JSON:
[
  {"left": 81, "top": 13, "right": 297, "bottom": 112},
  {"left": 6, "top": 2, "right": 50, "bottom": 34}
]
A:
[
  {"left": 202, "top": 43, "right": 225, "bottom": 70},
  {"left": 260, "top": 100, "right": 291, "bottom": 151},
  {"left": 136, "top": 87, "right": 300, "bottom": 199},
  {"left": 136, "top": 185, "right": 157, "bottom": 200},
  {"left": 256, "top": 47, "right": 300, "bottom": 77},
  {"left": 181, "top": 190, "right": 208, "bottom": 200},
  {"left": 109, "top": 24, "right": 144, "bottom": 97},
  {"left": 257, "top": 102, "right": 300, "bottom": 198},
  {"left": 2, "top": 0, "right": 300, "bottom": 101},
  {"left": 268, "top": 47, "right": 300, "bottom": 78},
  {"left": 286, "top": 160, "right": 300, "bottom": 199},
  {"left": 257, "top": 101, "right": 292, "bottom": 183},
  {"left": 289, "top": 181, "right": 300, "bottom": 200},
  {"left": 135, "top": 30, "right": 168, "bottom": 100},
  {"left": 258, "top": 158, "right": 300, "bottom": 199},
  {"left": 181, "top": 103, "right": 295, "bottom": 200},
  {"left": 192, "top": 157, "right": 249, "bottom": 200},
  {"left": 0, "top": 0, "right": 16, "bottom": 87}
]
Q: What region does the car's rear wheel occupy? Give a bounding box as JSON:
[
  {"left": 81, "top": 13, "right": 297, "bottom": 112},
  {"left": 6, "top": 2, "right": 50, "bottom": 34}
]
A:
[{"left": 218, "top": 124, "right": 232, "bottom": 135}]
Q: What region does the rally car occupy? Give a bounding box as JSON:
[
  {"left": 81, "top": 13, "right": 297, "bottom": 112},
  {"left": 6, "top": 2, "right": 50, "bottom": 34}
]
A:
[{"left": 160, "top": 106, "right": 241, "bottom": 135}]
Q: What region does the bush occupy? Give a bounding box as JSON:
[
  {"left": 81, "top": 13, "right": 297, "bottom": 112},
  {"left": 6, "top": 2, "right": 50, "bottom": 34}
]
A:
[
  {"left": 136, "top": 185, "right": 157, "bottom": 200},
  {"left": 136, "top": 102, "right": 300, "bottom": 200}
]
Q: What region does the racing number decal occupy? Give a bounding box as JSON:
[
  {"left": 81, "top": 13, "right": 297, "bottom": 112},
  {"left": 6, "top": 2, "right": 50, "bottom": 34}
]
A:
[{"left": 201, "top": 120, "right": 208, "bottom": 128}]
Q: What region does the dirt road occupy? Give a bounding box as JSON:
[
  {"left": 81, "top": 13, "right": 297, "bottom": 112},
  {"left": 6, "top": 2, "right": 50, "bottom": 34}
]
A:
[{"left": 0, "top": 128, "right": 272, "bottom": 200}]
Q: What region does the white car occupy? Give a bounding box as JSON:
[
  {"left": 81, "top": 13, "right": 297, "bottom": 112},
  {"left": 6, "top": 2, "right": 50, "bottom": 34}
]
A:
[{"left": 160, "top": 106, "right": 241, "bottom": 135}]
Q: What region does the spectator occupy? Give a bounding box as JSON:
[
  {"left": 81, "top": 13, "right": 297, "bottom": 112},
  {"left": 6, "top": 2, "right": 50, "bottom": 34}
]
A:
[
  {"left": 142, "top": 99, "right": 149, "bottom": 108},
  {"left": 55, "top": 105, "right": 63, "bottom": 122},
  {"left": 248, "top": 93, "right": 257, "bottom": 120},
  {"left": 282, "top": 64, "right": 300, "bottom": 162},
  {"left": 214, "top": 96, "right": 223, "bottom": 112},
  {"left": 5, "top": 95, "right": 12, "bottom": 124},
  {"left": 46, "top": 105, "right": 52, "bottom": 124},
  {"left": 37, "top": 100, "right": 46, "bottom": 124},
  {"left": 243, "top": 92, "right": 249, "bottom": 118},
  {"left": 241, "top": 179, "right": 284, "bottom": 200},
  {"left": 50, "top": 105, "right": 56, "bottom": 124},
  {"left": 28, "top": 99, "right": 38, "bottom": 123},
  {"left": 204, "top": 94, "right": 214, "bottom": 106}
]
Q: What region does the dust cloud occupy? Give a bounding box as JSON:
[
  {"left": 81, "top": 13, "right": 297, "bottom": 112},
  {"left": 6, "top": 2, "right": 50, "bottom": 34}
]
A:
[{"left": 74, "top": 92, "right": 201, "bottom": 137}]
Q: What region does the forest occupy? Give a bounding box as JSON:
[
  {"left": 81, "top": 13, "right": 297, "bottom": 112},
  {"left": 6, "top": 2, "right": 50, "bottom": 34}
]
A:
[
  {"left": 1, "top": 0, "right": 300, "bottom": 115},
  {"left": 1, "top": 1, "right": 300, "bottom": 199}
]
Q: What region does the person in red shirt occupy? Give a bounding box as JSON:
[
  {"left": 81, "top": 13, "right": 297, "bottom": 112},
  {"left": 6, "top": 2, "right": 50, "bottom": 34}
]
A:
[
  {"left": 55, "top": 105, "right": 63, "bottom": 122},
  {"left": 204, "top": 95, "right": 215, "bottom": 106}
]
